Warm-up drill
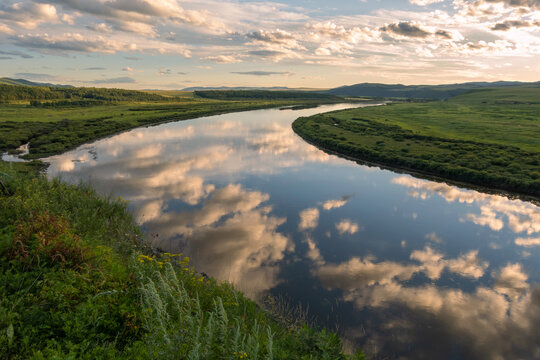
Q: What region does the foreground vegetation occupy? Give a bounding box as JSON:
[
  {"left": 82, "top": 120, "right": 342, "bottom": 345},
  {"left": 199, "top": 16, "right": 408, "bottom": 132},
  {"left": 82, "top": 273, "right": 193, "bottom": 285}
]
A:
[
  {"left": 0, "top": 162, "right": 365, "bottom": 359},
  {"left": 0, "top": 84, "right": 343, "bottom": 159},
  {"left": 293, "top": 86, "right": 540, "bottom": 197}
]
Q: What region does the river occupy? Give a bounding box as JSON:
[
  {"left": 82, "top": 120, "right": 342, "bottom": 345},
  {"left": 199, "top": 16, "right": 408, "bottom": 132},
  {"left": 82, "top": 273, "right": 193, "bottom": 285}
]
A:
[{"left": 45, "top": 104, "right": 540, "bottom": 360}]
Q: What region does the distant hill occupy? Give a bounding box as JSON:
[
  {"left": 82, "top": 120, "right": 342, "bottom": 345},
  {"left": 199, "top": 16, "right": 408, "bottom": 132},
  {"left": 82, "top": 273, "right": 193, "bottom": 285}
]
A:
[
  {"left": 0, "top": 77, "right": 73, "bottom": 88},
  {"left": 325, "top": 81, "right": 540, "bottom": 99},
  {"left": 184, "top": 86, "right": 322, "bottom": 91},
  {"left": 194, "top": 90, "right": 341, "bottom": 101}
]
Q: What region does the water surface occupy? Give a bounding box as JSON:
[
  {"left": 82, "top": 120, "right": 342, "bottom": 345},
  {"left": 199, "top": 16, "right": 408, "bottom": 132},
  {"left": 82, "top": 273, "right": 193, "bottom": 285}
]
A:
[{"left": 46, "top": 104, "right": 540, "bottom": 360}]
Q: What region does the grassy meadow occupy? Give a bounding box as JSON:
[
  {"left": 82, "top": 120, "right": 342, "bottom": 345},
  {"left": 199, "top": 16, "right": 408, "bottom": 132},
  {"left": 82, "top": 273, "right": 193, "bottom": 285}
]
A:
[
  {"left": 293, "top": 86, "right": 540, "bottom": 197},
  {"left": 0, "top": 84, "right": 343, "bottom": 159}
]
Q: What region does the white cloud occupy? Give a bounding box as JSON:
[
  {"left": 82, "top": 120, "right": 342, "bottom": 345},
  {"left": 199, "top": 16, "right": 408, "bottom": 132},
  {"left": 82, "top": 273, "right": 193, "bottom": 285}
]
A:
[
  {"left": 515, "top": 237, "right": 540, "bottom": 247},
  {"left": 393, "top": 176, "right": 540, "bottom": 236},
  {"left": 298, "top": 207, "right": 319, "bottom": 231},
  {"left": 410, "top": 0, "right": 445, "bottom": 5},
  {"left": 322, "top": 196, "right": 350, "bottom": 210},
  {"left": 493, "top": 263, "right": 529, "bottom": 298},
  {"left": 13, "top": 32, "right": 192, "bottom": 57},
  {"left": 336, "top": 219, "right": 361, "bottom": 235},
  {"left": 0, "top": 2, "right": 58, "bottom": 29},
  {"left": 204, "top": 54, "right": 243, "bottom": 63}
]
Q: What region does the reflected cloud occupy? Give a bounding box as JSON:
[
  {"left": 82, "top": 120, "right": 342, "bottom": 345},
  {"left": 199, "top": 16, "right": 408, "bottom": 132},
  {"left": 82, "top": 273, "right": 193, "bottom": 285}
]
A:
[
  {"left": 298, "top": 207, "right": 319, "bottom": 231},
  {"left": 314, "top": 244, "right": 488, "bottom": 291},
  {"left": 247, "top": 122, "right": 332, "bottom": 164},
  {"left": 143, "top": 183, "right": 292, "bottom": 299},
  {"left": 515, "top": 237, "right": 540, "bottom": 247},
  {"left": 394, "top": 176, "right": 540, "bottom": 236},
  {"left": 307, "top": 238, "right": 538, "bottom": 360},
  {"left": 322, "top": 195, "right": 351, "bottom": 210},
  {"left": 425, "top": 232, "right": 443, "bottom": 243},
  {"left": 494, "top": 263, "right": 529, "bottom": 299},
  {"left": 335, "top": 219, "right": 361, "bottom": 235}
]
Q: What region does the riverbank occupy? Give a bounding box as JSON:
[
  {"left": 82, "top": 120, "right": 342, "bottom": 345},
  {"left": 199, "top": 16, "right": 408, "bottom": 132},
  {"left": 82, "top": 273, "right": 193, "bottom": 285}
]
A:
[
  {"left": 0, "top": 162, "right": 365, "bottom": 359},
  {"left": 0, "top": 84, "right": 346, "bottom": 160},
  {"left": 1, "top": 99, "right": 342, "bottom": 160},
  {"left": 292, "top": 87, "right": 540, "bottom": 198}
]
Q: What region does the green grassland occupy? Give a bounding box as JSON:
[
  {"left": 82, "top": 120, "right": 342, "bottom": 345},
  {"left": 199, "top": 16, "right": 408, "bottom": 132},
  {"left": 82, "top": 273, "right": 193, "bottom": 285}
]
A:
[
  {"left": 293, "top": 86, "right": 540, "bottom": 197},
  {"left": 0, "top": 162, "right": 365, "bottom": 359},
  {"left": 0, "top": 84, "right": 343, "bottom": 159}
]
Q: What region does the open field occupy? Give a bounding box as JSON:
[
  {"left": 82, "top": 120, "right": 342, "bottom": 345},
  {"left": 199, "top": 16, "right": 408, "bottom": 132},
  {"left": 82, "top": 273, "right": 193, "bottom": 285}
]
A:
[
  {"left": 0, "top": 84, "right": 343, "bottom": 159},
  {"left": 293, "top": 86, "right": 540, "bottom": 197}
]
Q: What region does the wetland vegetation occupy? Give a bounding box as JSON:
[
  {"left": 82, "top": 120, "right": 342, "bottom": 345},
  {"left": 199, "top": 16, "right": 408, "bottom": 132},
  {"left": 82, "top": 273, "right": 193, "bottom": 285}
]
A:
[
  {"left": 0, "top": 84, "right": 342, "bottom": 159},
  {"left": 293, "top": 86, "right": 540, "bottom": 197}
]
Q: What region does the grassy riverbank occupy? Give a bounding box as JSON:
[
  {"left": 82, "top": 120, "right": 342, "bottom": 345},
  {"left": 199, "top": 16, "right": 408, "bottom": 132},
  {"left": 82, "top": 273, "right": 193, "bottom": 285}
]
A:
[
  {"left": 0, "top": 162, "right": 365, "bottom": 359},
  {"left": 0, "top": 84, "right": 343, "bottom": 159},
  {"left": 293, "top": 86, "right": 540, "bottom": 198}
]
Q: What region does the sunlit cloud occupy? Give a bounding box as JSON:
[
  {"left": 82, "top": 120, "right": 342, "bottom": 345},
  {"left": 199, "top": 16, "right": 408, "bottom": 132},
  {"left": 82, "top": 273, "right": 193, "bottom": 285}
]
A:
[
  {"left": 298, "top": 207, "right": 319, "bottom": 231},
  {"left": 335, "top": 219, "right": 361, "bottom": 235},
  {"left": 515, "top": 237, "right": 540, "bottom": 247},
  {"left": 393, "top": 176, "right": 540, "bottom": 236},
  {"left": 321, "top": 195, "right": 351, "bottom": 210}
]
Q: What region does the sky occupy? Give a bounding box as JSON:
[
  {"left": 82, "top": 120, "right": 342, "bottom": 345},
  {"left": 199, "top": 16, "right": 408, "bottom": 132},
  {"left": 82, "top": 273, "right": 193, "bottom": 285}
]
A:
[{"left": 0, "top": 0, "right": 539, "bottom": 89}]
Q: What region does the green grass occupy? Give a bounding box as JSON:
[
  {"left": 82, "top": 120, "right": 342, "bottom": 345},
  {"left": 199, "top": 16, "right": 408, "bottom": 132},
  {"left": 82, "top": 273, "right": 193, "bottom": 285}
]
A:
[
  {"left": 0, "top": 162, "right": 366, "bottom": 359},
  {"left": 293, "top": 86, "right": 540, "bottom": 197},
  {"left": 0, "top": 96, "right": 340, "bottom": 159}
]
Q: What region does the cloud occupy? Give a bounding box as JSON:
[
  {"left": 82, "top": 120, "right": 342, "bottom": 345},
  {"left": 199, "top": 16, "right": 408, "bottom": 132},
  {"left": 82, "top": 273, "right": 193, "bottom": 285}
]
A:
[
  {"left": 493, "top": 263, "right": 529, "bottom": 298},
  {"left": 86, "top": 22, "right": 112, "bottom": 33},
  {"left": 322, "top": 196, "right": 351, "bottom": 210},
  {"left": 141, "top": 183, "right": 292, "bottom": 298},
  {"left": 393, "top": 176, "right": 540, "bottom": 236},
  {"left": 298, "top": 207, "right": 319, "bottom": 231},
  {"left": 381, "top": 21, "right": 431, "bottom": 38},
  {"left": 247, "top": 49, "right": 293, "bottom": 62},
  {"left": 0, "top": 23, "right": 14, "bottom": 34},
  {"left": 380, "top": 21, "right": 462, "bottom": 40},
  {"left": 304, "top": 239, "right": 540, "bottom": 359},
  {"left": 246, "top": 29, "right": 305, "bottom": 50},
  {"left": 231, "top": 71, "right": 292, "bottom": 76},
  {"left": 13, "top": 33, "right": 130, "bottom": 54},
  {"left": 84, "top": 67, "right": 106, "bottom": 70},
  {"left": 0, "top": 2, "right": 57, "bottom": 29},
  {"left": 335, "top": 219, "right": 361, "bottom": 235},
  {"left": 515, "top": 237, "right": 540, "bottom": 247},
  {"left": 316, "top": 257, "right": 419, "bottom": 289},
  {"left": 12, "top": 33, "right": 191, "bottom": 57},
  {"left": 308, "top": 22, "right": 382, "bottom": 43},
  {"left": 46, "top": 0, "right": 228, "bottom": 35},
  {"left": 313, "top": 244, "right": 489, "bottom": 291},
  {"left": 61, "top": 12, "right": 79, "bottom": 25},
  {"left": 204, "top": 55, "right": 243, "bottom": 63},
  {"left": 90, "top": 76, "right": 135, "bottom": 84},
  {"left": 13, "top": 72, "right": 56, "bottom": 80},
  {"left": 491, "top": 19, "right": 540, "bottom": 30},
  {"left": 425, "top": 232, "right": 443, "bottom": 243},
  {"left": 409, "top": 0, "right": 445, "bottom": 5},
  {"left": 122, "top": 66, "right": 133, "bottom": 72},
  {"left": 0, "top": 50, "right": 32, "bottom": 59}
]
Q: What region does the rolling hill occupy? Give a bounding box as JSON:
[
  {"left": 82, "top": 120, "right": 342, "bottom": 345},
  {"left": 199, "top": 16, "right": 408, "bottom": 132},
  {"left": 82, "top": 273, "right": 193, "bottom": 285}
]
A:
[{"left": 325, "top": 81, "right": 540, "bottom": 99}]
